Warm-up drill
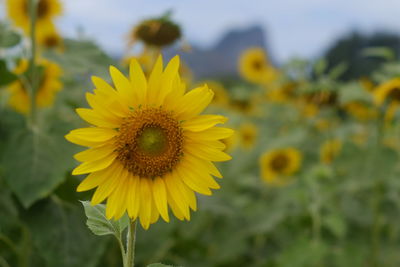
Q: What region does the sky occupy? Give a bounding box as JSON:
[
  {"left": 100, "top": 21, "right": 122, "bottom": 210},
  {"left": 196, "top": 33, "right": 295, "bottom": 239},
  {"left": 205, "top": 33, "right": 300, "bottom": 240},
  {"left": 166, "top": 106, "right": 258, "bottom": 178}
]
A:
[{"left": 2, "top": 0, "right": 400, "bottom": 62}]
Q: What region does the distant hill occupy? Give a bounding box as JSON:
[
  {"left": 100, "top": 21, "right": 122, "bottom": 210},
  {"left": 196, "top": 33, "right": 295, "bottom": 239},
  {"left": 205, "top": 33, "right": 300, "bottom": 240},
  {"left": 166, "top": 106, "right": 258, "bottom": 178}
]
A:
[{"left": 164, "top": 25, "right": 272, "bottom": 80}]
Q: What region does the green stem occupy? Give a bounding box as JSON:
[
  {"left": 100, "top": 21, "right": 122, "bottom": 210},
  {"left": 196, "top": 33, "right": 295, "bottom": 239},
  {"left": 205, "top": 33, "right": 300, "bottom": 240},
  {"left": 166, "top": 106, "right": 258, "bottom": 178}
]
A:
[
  {"left": 28, "top": 0, "right": 37, "bottom": 127},
  {"left": 370, "top": 111, "right": 385, "bottom": 267},
  {"left": 125, "top": 220, "right": 137, "bottom": 267}
]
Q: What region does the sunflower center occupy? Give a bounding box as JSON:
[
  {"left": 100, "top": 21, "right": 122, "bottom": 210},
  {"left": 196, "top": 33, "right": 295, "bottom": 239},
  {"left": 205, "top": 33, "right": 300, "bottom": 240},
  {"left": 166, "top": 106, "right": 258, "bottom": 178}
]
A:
[
  {"left": 388, "top": 88, "right": 400, "bottom": 102},
  {"left": 24, "top": 0, "right": 49, "bottom": 18},
  {"left": 44, "top": 35, "right": 60, "bottom": 47},
  {"left": 270, "top": 153, "right": 289, "bottom": 172},
  {"left": 252, "top": 60, "right": 263, "bottom": 71},
  {"left": 115, "top": 108, "right": 184, "bottom": 179},
  {"left": 137, "top": 127, "right": 167, "bottom": 155}
]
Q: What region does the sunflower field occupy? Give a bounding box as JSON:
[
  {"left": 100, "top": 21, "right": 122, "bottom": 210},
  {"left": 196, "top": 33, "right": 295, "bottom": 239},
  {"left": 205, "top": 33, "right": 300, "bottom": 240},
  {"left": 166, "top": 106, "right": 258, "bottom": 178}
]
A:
[{"left": 2, "top": 1, "right": 400, "bottom": 267}]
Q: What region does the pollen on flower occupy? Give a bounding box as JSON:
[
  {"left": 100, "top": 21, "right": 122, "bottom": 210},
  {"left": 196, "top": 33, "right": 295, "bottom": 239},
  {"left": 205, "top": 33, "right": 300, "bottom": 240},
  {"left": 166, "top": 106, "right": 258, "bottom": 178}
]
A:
[{"left": 115, "top": 107, "right": 184, "bottom": 178}]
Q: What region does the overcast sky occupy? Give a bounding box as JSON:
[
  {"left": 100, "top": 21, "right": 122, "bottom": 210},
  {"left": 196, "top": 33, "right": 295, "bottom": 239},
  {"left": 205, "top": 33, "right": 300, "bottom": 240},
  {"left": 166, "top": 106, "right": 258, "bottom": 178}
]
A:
[{"left": 2, "top": 0, "right": 400, "bottom": 62}]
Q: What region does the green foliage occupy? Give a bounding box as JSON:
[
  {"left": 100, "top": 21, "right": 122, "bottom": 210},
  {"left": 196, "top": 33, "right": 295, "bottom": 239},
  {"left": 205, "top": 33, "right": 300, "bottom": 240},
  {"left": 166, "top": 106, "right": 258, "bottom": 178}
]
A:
[
  {"left": 0, "top": 22, "right": 21, "bottom": 48},
  {"left": 0, "top": 60, "right": 17, "bottom": 87},
  {"left": 81, "top": 201, "right": 129, "bottom": 237}
]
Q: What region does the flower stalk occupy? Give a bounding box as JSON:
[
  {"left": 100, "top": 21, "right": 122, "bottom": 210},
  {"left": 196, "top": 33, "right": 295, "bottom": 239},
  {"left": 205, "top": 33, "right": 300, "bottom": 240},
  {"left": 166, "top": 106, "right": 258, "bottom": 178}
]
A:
[
  {"left": 28, "top": 0, "right": 38, "bottom": 127},
  {"left": 124, "top": 220, "right": 137, "bottom": 267}
]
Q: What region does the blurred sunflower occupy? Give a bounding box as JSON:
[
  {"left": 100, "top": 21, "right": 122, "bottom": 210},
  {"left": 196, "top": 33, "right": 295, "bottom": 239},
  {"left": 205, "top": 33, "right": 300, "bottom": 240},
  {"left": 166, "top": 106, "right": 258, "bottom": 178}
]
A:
[
  {"left": 238, "top": 47, "right": 278, "bottom": 85},
  {"left": 373, "top": 78, "right": 400, "bottom": 122},
  {"left": 359, "top": 77, "right": 375, "bottom": 92},
  {"left": 320, "top": 139, "right": 342, "bottom": 164},
  {"left": 266, "top": 81, "right": 297, "bottom": 103},
  {"left": 344, "top": 101, "right": 377, "bottom": 121},
  {"left": 37, "top": 23, "right": 63, "bottom": 50},
  {"left": 259, "top": 148, "right": 302, "bottom": 185},
  {"left": 6, "top": 0, "right": 62, "bottom": 35},
  {"left": 7, "top": 58, "right": 62, "bottom": 113},
  {"left": 65, "top": 56, "right": 233, "bottom": 229},
  {"left": 129, "top": 13, "right": 181, "bottom": 48},
  {"left": 239, "top": 123, "right": 258, "bottom": 150}
]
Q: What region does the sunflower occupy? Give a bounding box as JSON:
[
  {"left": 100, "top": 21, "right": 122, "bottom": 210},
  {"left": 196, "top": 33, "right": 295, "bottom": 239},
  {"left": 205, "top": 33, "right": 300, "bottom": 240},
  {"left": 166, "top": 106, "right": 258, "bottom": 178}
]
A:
[
  {"left": 344, "top": 101, "right": 377, "bottom": 121},
  {"left": 6, "top": 0, "right": 62, "bottom": 35},
  {"left": 221, "top": 129, "right": 238, "bottom": 153},
  {"left": 129, "top": 14, "right": 181, "bottom": 48},
  {"left": 259, "top": 148, "right": 302, "bottom": 185},
  {"left": 373, "top": 78, "right": 400, "bottom": 122},
  {"left": 37, "top": 22, "right": 63, "bottom": 50},
  {"left": 320, "top": 139, "right": 342, "bottom": 164},
  {"left": 65, "top": 56, "right": 233, "bottom": 229},
  {"left": 239, "top": 123, "right": 258, "bottom": 149},
  {"left": 266, "top": 82, "right": 297, "bottom": 103},
  {"left": 238, "top": 47, "right": 278, "bottom": 84},
  {"left": 7, "top": 58, "right": 62, "bottom": 113}
]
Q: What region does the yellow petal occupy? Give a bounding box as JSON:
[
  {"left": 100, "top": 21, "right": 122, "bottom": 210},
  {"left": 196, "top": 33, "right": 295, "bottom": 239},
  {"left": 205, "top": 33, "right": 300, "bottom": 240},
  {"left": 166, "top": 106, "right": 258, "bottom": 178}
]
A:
[
  {"left": 72, "top": 152, "right": 117, "bottom": 175},
  {"left": 91, "top": 163, "right": 124, "bottom": 205},
  {"left": 147, "top": 56, "right": 163, "bottom": 105},
  {"left": 127, "top": 175, "right": 140, "bottom": 219},
  {"left": 129, "top": 59, "right": 147, "bottom": 105},
  {"left": 76, "top": 168, "right": 110, "bottom": 192},
  {"left": 182, "top": 115, "right": 228, "bottom": 132},
  {"left": 164, "top": 174, "right": 190, "bottom": 220},
  {"left": 175, "top": 165, "right": 212, "bottom": 195},
  {"left": 109, "top": 66, "right": 135, "bottom": 107},
  {"left": 186, "top": 127, "right": 234, "bottom": 141},
  {"left": 106, "top": 169, "right": 129, "bottom": 219},
  {"left": 154, "top": 56, "right": 180, "bottom": 106},
  {"left": 166, "top": 190, "right": 185, "bottom": 221},
  {"left": 67, "top": 127, "right": 117, "bottom": 142},
  {"left": 173, "top": 85, "right": 214, "bottom": 120},
  {"left": 75, "top": 108, "right": 121, "bottom": 129},
  {"left": 152, "top": 177, "right": 170, "bottom": 222},
  {"left": 74, "top": 144, "right": 115, "bottom": 162},
  {"left": 139, "top": 178, "right": 152, "bottom": 230},
  {"left": 184, "top": 142, "right": 231, "bottom": 162}
]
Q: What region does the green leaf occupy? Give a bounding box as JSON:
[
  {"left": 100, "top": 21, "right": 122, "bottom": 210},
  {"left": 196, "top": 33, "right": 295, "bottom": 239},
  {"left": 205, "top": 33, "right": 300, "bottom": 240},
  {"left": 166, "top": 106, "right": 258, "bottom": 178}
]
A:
[
  {"left": 81, "top": 201, "right": 129, "bottom": 237},
  {"left": 0, "top": 22, "right": 21, "bottom": 48},
  {"left": 25, "top": 198, "right": 108, "bottom": 267},
  {"left": 362, "top": 47, "right": 395, "bottom": 61},
  {"left": 1, "top": 129, "right": 70, "bottom": 208},
  {"left": 0, "top": 60, "right": 17, "bottom": 87}
]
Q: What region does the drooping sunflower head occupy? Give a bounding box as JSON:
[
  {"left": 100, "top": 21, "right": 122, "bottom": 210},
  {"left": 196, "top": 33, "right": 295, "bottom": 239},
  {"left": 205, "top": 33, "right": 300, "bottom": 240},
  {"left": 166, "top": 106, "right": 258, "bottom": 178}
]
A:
[
  {"left": 238, "top": 47, "right": 278, "bottom": 84},
  {"left": 239, "top": 123, "right": 258, "bottom": 149},
  {"left": 320, "top": 139, "right": 342, "bottom": 164},
  {"left": 6, "top": 0, "right": 62, "bottom": 34},
  {"left": 7, "top": 58, "right": 63, "bottom": 113},
  {"left": 130, "top": 13, "right": 181, "bottom": 48},
  {"left": 259, "top": 148, "right": 302, "bottom": 185},
  {"left": 65, "top": 56, "right": 233, "bottom": 229},
  {"left": 373, "top": 78, "right": 400, "bottom": 106}
]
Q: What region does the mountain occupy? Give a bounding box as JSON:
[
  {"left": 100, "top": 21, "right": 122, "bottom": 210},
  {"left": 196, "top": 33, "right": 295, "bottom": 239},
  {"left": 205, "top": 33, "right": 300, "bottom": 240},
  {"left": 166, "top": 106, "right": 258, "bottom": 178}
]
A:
[{"left": 164, "top": 25, "right": 272, "bottom": 80}]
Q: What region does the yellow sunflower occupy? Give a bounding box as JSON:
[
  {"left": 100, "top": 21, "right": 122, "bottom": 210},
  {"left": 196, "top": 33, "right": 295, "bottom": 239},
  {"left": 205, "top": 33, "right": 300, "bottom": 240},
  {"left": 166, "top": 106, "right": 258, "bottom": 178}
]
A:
[
  {"left": 238, "top": 47, "right": 278, "bottom": 85},
  {"left": 37, "top": 22, "right": 63, "bottom": 50},
  {"left": 7, "top": 58, "right": 62, "bottom": 113},
  {"left": 239, "top": 123, "right": 258, "bottom": 149},
  {"left": 221, "top": 129, "right": 238, "bottom": 153},
  {"left": 259, "top": 148, "right": 302, "bottom": 185},
  {"left": 6, "top": 0, "right": 62, "bottom": 35},
  {"left": 320, "top": 139, "right": 342, "bottom": 164},
  {"left": 344, "top": 101, "right": 377, "bottom": 121},
  {"left": 65, "top": 56, "right": 233, "bottom": 229},
  {"left": 373, "top": 78, "right": 400, "bottom": 122}
]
